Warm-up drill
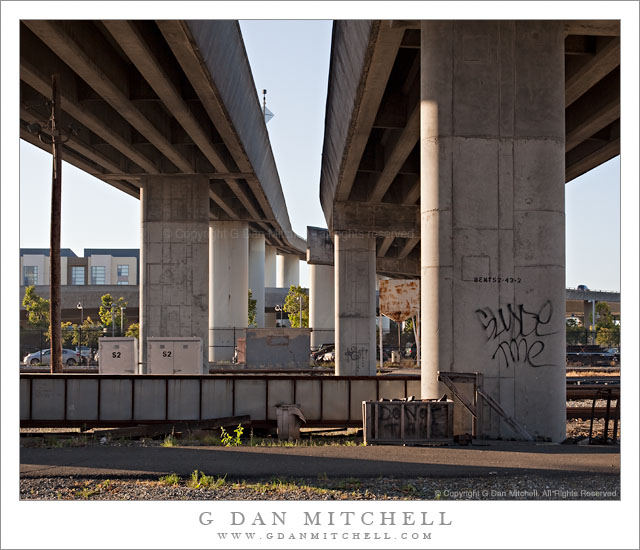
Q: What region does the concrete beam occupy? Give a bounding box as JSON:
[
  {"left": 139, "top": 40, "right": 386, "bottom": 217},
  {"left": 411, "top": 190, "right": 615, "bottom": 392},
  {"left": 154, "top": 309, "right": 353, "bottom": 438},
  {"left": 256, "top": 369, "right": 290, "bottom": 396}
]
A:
[
  {"left": 23, "top": 21, "right": 193, "bottom": 173},
  {"left": 306, "top": 226, "right": 334, "bottom": 266},
  {"left": 335, "top": 23, "right": 405, "bottom": 202},
  {"left": 333, "top": 201, "right": 419, "bottom": 235},
  {"left": 397, "top": 237, "right": 420, "bottom": 259},
  {"left": 21, "top": 59, "right": 159, "bottom": 174},
  {"left": 376, "top": 255, "right": 419, "bottom": 277},
  {"left": 566, "top": 97, "right": 619, "bottom": 151},
  {"left": 563, "top": 20, "right": 620, "bottom": 36},
  {"left": 566, "top": 137, "right": 620, "bottom": 182},
  {"left": 565, "top": 37, "right": 620, "bottom": 107},
  {"left": 368, "top": 104, "right": 420, "bottom": 202}
]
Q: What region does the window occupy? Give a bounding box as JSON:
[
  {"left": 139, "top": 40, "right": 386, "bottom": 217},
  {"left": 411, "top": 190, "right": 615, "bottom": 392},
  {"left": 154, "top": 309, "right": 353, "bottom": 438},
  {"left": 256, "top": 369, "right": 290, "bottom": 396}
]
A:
[
  {"left": 23, "top": 266, "right": 38, "bottom": 286},
  {"left": 71, "top": 266, "right": 85, "bottom": 285},
  {"left": 117, "top": 264, "right": 129, "bottom": 284},
  {"left": 91, "top": 266, "right": 105, "bottom": 285}
]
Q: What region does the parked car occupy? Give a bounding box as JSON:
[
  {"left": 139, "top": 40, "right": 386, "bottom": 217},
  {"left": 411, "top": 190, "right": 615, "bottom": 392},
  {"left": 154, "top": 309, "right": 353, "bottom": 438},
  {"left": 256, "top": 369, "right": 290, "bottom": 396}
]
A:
[
  {"left": 311, "top": 343, "right": 334, "bottom": 362},
  {"left": 23, "top": 348, "right": 81, "bottom": 366},
  {"left": 577, "top": 284, "right": 590, "bottom": 291},
  {"left": 404, "top": 342, "right": 417, "bottom": 359},
  {"left": 321, "top": 349, "right": 335, "bottom": 362}
]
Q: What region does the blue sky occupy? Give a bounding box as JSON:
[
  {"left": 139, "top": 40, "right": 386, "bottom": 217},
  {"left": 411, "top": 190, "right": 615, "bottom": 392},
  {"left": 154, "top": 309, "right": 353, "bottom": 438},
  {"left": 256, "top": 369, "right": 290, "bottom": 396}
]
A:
[{"left": 18, "top": 20, "right": 621, "bottom": 292}]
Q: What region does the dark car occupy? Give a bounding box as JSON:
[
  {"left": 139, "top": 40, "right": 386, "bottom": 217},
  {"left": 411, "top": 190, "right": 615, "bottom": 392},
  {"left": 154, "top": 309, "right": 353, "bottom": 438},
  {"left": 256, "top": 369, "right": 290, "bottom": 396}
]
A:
[{"left": 404, "top": 342, "right": 417, "bottom": 359}]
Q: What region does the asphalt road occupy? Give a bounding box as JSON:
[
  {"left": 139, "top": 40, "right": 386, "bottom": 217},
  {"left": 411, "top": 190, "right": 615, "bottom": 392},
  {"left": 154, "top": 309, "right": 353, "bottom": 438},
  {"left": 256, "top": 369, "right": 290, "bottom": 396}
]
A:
[{"left": 21, "top": 442, "right": 620, "bottom": 480}]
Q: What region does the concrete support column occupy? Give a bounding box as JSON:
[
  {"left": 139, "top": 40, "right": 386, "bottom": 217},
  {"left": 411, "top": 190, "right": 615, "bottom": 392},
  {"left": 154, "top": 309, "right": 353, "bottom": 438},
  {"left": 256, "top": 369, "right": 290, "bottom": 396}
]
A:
[
  {"left": 209, "top": 221, "right": 248, "bottom": 362},
  {"left": 334, "top": 233, "right": 376, "bottom": 376},
  {"left": 264, "top": 245, "right": 277, "bottom": 287},
  {"left": 309, "top": 264, "right": 335, "bottom": 347},
  {"left": 139, "top": 175, "right": 209, "bottom": 370},
  {"left": 420, "top": 21, "right": 566, "bottom": 441},
  {"left": 248, "top": 233, "right": 266, "bottom": 328},
  {"left": 277, "top": 253, "right": 300, "bottom": 288}
]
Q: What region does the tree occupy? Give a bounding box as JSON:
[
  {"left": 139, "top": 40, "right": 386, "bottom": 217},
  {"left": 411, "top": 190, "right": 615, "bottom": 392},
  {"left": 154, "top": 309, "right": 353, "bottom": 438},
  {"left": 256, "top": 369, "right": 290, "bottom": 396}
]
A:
[
  {"left": 248, "top": 290, "right": 257, "bottom": 327},
  {"left": 595, "top": 302, "right": 620, "bottom": 348},
  {"left": 61, "top": 321, "right": 76, "bottom": 347},
  {"left": 76, "top": 316, "right": 102, "bottom": 349},
  {"left": 125, "top": 323, "right": 139, "bottom": 339},
  {"left": 99, "top": 294, "right": 128, "bottom": 334},
  {"left": 283, "top": 285, "right": 309, "bottom": 328},
  {"left": 566, "top": 317, "right": 587, "bottom": 346},
  {"left": 22, "top": 286, "right": 50, "bottom": 329}
]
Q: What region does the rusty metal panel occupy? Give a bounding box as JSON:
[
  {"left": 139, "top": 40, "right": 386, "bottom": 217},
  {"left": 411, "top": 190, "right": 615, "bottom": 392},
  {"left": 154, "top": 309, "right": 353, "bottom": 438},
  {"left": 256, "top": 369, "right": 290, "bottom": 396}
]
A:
[{"left": 379, "top": 279, "right": 420, "bottom": 322}]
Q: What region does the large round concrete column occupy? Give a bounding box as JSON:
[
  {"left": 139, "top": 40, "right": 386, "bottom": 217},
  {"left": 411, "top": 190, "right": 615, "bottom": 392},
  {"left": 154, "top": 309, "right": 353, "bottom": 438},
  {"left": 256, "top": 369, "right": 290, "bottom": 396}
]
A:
[
  {"left": 265, "top": 245, "right": 277, "bottom": 287},
  {"left": 420, "top": 21, "right": 566, "bottom": 441},
  {"left": 209, "top": 221, "right": 248, "bottom": 362},
  {"left": 309, "top": 263, "right": 335, "bottom": 347},
  {"left": 139, "top": 175, "right": 209, "bottom": 371},
  {"left": 277, "top": 253, "right": 300, "bottom": 288},
  {"left": 248, "top": 233, "right": 265, "bottom": 328},
  {"left": 334, "top": 234, "right": 376, "bottom": 376}
]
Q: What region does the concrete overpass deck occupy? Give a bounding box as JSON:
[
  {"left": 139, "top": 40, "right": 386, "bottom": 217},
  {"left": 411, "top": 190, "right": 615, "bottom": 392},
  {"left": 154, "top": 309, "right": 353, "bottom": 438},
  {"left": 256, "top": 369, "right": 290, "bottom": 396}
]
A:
[{"left": 20, "top": 20, "right": 305, "bottom": 256}]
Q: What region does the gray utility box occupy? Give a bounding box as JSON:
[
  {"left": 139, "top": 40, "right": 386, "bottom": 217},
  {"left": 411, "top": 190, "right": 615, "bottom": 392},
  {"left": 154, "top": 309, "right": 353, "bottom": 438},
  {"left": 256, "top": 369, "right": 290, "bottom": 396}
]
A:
[
  {"left": 146, "top": 337, "right": 204, "bottom": 374},
  {"left": 362, "top": 399, "right": 454, "bottom": 445},
  {"left": 98, "top": 337, "right": 139, "bottom": 374},
  {"left": 238, "top": 328, "right": 311, "bottom": 369}
]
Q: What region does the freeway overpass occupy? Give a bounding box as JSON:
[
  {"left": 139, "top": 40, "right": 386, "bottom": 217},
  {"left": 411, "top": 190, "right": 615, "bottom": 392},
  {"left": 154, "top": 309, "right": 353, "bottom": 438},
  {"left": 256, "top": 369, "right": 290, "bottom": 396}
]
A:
[
  {"left": 318, "top": 20, "right": 620, "bottom": 441},
  {"left": 20, "top": 20, "right": 306, "bottom": 364}
]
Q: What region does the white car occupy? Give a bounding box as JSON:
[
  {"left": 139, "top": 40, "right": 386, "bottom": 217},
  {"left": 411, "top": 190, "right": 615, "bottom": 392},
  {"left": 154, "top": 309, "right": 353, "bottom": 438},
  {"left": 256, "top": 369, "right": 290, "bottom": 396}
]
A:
[{"left": 23, "top": 348, "right": 81, "bottom": 366}]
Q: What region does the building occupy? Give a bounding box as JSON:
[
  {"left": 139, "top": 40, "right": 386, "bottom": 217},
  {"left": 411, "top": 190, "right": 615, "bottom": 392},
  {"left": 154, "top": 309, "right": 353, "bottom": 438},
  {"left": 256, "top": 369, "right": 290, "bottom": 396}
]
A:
[{"left": 20, "top": 248, "right": 139, "bottom": 287}]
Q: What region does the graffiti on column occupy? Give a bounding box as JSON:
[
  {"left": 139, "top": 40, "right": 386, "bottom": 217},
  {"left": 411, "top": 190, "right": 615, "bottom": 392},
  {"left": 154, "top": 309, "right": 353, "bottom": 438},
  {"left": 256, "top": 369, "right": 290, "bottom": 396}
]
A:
[
  {"left": 344, "top": 345, "right": 368, "bottom": 371},
  {"left": 475, "top": 301, "right": 557, "bottom": 368}
]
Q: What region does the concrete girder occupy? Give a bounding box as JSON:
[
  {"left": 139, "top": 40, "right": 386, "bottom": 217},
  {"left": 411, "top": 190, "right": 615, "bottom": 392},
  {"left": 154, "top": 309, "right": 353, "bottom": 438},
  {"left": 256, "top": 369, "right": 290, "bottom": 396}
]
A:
[
  {"left": 368, "top": 101, "right": 420, "bottom": 202},
  {"left": 335, "top": 23, "right": 406, "bottom": 203},
  {"left": 19, "top": 127, "right": 140, "bottom": 199},
  {"left": 376, "top": 255, "right": 419, "bottom": 277},
  {"left": 566, "top": 137, "right": 620, "bottom": 183},
  {"left": 397, "top": 237, "right": 420, "bottom": 259},
  {"left": 565, "top": 68, "right": 620, "bottom": 152},
  {"left": 23, "top": 21, "right": 194, "bottom": 173},
  {"left": 20, "top": 106, "right": 123, "bottom": 174},
  {"left": 103, "top": 20, "right": 261, "bottom": 220},
  {"left": 332, "top": 201, "right": 419, "bottom": 235},
  {"left": 157, "top": 21, "right": 276, "bottom": 224},
  {"left": 563, "top": 20, "right": 620, "bottom": 36},
  {"left": 565, "top": 37, "right": 620, "bottom": 107},
  {"left": 20, "top": 59, "right": 159, "bottom": 174}
]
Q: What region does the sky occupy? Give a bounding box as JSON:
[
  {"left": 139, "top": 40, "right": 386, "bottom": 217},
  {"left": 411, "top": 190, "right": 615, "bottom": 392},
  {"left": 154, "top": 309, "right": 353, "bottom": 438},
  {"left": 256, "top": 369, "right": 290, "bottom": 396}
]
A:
[{"left": 17, "top": 20, "right": 622, "bottom": 291}]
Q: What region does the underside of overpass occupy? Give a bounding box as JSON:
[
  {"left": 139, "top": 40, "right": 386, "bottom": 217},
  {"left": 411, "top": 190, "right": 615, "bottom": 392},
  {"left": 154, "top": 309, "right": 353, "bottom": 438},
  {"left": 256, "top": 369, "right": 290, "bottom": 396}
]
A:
[
  {"left": 19, "top": 20, "right": 304, "bottom": 255},
  {"left": 320, "top": 20, "right": 620, "bottom": 278}
]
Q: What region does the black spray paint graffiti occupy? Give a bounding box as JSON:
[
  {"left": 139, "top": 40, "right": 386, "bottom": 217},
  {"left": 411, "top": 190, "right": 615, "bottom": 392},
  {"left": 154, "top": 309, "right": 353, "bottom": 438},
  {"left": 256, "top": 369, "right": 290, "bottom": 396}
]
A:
[
  {"left": 344, "top": 346, "right": 367, "bottom": 362},
  {"left": 475, "top": 301, "right": 557, "bottom": 368}
]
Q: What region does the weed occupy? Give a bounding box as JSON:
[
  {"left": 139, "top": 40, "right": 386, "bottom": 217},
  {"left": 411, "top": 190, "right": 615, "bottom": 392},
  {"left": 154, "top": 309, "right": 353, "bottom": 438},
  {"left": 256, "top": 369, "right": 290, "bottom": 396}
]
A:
[
  {"left": 317, "top": 471, "right": 329, "bottom": 481},
  {"left": 402, "top": 483, "right": 418, "bottom": 495},
  {"left": 74, "top": 485, "right": 99, "bottom": 499},
  {"left": 162, "top": 430, "right": 178, "bottom": 447},
  {"left": 187, "top": 470, "right": 225, "bottom": 489},
  {"left": 158, "top": 473, "right": 180, "bottom": 486},
  {"left": 220, "top": 424, "right": 244, "bottom": 447}
]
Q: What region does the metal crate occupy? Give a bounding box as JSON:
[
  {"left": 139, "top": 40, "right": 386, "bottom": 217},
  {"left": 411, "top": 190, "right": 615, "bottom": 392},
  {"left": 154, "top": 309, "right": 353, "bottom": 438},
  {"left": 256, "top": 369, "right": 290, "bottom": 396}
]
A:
[{"left": 362, "top": 399, "right": 454, "bottom": 445}]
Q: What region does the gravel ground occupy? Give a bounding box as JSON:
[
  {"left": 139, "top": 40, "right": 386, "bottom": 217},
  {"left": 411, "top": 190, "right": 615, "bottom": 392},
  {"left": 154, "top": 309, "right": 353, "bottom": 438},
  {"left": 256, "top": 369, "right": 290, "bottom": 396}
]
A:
[
  {"left": 20, "top": 414, "right": 620, "bottom": 501},
  {"left": 19, "top": 472, "right": 619, "bottom": 501}
]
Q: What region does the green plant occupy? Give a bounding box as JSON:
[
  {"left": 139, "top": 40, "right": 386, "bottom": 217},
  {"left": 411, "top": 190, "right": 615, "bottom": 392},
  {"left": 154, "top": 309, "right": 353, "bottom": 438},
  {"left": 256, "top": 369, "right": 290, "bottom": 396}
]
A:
[
  {"left": 125, "top": 322, "right": 139, "bottom": 339},
  {"left": 220, "top": 424, "right": 244, "bottom": 447},
  {"left": 99, "top": 294, "right": 128, "bottom": 333},
  {"left": 162, "top": 431, "right": 178, "bottom": 447},
  {"left": 159, "top": 473, "right": 180, "bottom": 486},
  {"left": 283, "top": 285, "right": 309, "bottom": 328},
  {"left": 187, "top": 470, "right": 225, "bottom": 489},
  {"left": 248, "top": 290, "right": 257, "bottom": 327}
]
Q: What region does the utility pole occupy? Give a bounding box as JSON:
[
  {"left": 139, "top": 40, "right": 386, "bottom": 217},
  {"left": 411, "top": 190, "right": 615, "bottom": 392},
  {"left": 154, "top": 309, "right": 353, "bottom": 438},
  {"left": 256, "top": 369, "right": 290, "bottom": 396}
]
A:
[{"left": 49, "top": 74, "right": 63, "bottom": 374}]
